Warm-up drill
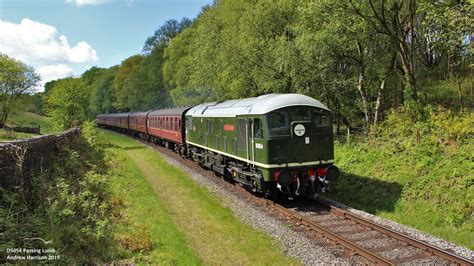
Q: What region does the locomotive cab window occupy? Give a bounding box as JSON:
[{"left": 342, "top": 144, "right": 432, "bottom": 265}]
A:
[
  {"left": 313, "top": 111, "right": 330, "bottom": 126},
  {"left": 253, "top": 118, "right": 264, "bottom": 139},
  {"left": 267, "top": 110, "right": 289, "bottom": 136},
  {"left": 289, "top": 108, "right": 310, "bottom": 121}
]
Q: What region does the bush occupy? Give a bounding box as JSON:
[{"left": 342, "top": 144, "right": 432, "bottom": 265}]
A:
[
  {"left": 0, "top": 127, "right": 116, "bottom": 263},
  {"left": 332, "top": 105, "right": 474, "bottom": 248}
]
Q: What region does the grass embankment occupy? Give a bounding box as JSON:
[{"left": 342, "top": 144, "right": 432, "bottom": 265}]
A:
[
  {"left": 330, "top": 108, "right": 473, "bottom": 249},
  {"left": 7, "top": 111, "right": 55, "bottom": 133},
  {"left": 0, "top": 112, "right": 55, "bottom": 141},
  {"left": 100, "top": 130, "right": 299, "bottom": 265}
]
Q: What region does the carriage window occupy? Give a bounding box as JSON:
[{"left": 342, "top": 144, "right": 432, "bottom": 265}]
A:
[{"left": 254, "top": 118, "right": 263, "bottom": 139}]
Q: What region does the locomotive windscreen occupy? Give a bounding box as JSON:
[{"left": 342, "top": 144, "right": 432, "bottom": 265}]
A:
[{"left": 267, "top": 107, "right": 331, "bottom": 137}]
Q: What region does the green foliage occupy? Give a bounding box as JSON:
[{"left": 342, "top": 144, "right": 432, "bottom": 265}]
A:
[
  {"left": 120, "top": 48, "right": 172, "bottom": 111},
  {"left": 0, "top": 129, "right": 116, "bottom": 263},
  {"left": 45, "top": 77, "right": 90, "bottom": 130},
  {"left": 161, "top": 0, "right": 472, "bottom": 127},
  {"left": 113, "top": 55, "right": 143, "bottom": 111},
  {"left": 40, "top": 0, "right": 472, "bottom": 128},
  {"left": 85, "top": 66, "right": 118, "bottom": 116},
  {"left": 331, "top": 107, "right": 474, "bottom": 248},
  {"left": 0, "top": 54, "right": 40, "bottom": 128},
  {"left": 143, "top": 17, "right": 193, "bottom": 53}
]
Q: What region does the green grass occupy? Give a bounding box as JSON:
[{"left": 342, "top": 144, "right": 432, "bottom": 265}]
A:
[
  {"left": 0, "top": 112, "right": 56, "bottom": 141},
  {"left": 6, "top": 111, "right": 55, "bottom": 134},
  {"left": 0, "top": 128, "right": 38, "bottom": 142},
  {"left": 107, "top": 140, "right": 201, "bottom": 264},
  {"left": 100, "top": 130, "right": 299, "bottom": 265},
  {"left": 329, "top": 110, "right": 474, "bottom": 250},
  {"left": 332, "top": 141, "right": 473, "bottom": 249}
]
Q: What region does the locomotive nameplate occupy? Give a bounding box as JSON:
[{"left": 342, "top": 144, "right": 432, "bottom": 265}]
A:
[
  {"left": 294, "top": 124, "right": 305, "bottom": 136},
  {"left": 224, "top": 124, "right": 235, "bottom": 131}
]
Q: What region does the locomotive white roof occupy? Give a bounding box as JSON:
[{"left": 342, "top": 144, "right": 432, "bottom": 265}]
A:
[{"left": 187, "top": 93, "right": 329, "bottom": 117}]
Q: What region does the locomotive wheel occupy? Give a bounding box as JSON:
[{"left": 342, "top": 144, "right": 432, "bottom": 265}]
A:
[{"left": 265, "top": 182, "right": 280, "bottom": 202}]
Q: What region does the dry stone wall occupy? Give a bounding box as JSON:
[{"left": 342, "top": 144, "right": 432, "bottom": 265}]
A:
[{"left": 0, "top": 129, "right": 80, "bottom": 192}]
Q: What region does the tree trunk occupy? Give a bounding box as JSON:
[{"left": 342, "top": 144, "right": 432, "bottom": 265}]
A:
[
  {"left": 458, "top": 81, "right": 464, "bottom": 113},
  {"left": 374, "top": 79, "right": 385, "bottom": 127},
  {"left": 398, "top": 42, "right": 418, "bottom": 101},
  {"left": 0, "top": 114, "right": 7, "bottom": 128},
  {"left": 374, "top": 52, "right": 397, "bottom": 126},
  {"left": 356, "top": 41, "right": 370, "bottom": 129}
]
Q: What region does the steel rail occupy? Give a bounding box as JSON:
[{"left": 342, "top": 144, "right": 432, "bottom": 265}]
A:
[
  {"left": 270, "top": 202, "right": 394, "bottom": 265},
  {"left": 322, "top": 202, "right": 474, "bottom": 266}
]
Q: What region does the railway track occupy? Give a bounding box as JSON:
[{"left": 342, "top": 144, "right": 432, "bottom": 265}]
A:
[
  {"left": 119, "top": 131, "right": 473, "bottom": 265},
  {"left": 268, "top": 199, "right": 473, "bottom": 265}
]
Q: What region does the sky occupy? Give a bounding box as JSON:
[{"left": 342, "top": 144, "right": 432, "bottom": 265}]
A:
[{"left": 0, "top": 0, "right": 212, "bottom": 90}]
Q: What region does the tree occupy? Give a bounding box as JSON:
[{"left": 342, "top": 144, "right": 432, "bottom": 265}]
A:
[
  {"left": 113, "top": 55, "right": 143, "bottom": 110},
  {"left": 143, "top": 17, "right": 193, "bottom": 53},
  {"left": 83, "top": 66, "right": 118, "bottom": 116},
  {"left": 45, "top": 78, "right": 89, "bottom": 129},
  {"left": 0, "top": 54, "right": 40, "bottom": 127}
]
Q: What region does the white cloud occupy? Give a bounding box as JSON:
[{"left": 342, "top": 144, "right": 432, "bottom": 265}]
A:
[
  {"left": 0, "top": 18, "right": 98, "bottom": 65},
  {"left": 36, "top": 64, "right": 74, "bottom": 87},
  {"left": 66, "top": 0, "right": 109, "bottom": 6},
  {"left": 0, "top": 18, "right": 98, "bottom": 90},
  {"left": 68, "top": 41, "right": 98, "bottom": 63}
]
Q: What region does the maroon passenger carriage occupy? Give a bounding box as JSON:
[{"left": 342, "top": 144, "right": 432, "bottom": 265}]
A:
[
  {"left": 129, "top": 112, "right": 148, "bottom": 138},
  {"left": 96, "top": 107, "right": 191, "bottom": 155},
  {"left": 99, "top": 113, "right": 130, "bottom": 132},
  {"left": 147, "top": 107, "right": 191, "bottom": 154}
]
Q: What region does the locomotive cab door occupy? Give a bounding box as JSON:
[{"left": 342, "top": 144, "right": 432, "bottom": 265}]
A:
[{"left": 250, "top": 118, "right": 255, "bottom": 166}]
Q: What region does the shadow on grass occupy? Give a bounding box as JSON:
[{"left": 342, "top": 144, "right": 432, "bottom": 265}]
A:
[
  {"left": 326, "top": 171, "right": 403, "bottom": 214},
  {"left": 122, "top": 146, "right": 146, "bottom": 151}
]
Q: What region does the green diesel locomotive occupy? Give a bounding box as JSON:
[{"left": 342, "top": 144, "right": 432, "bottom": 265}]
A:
[{"left": 185, "top": 93, "right": 339, "bottom": 199}]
